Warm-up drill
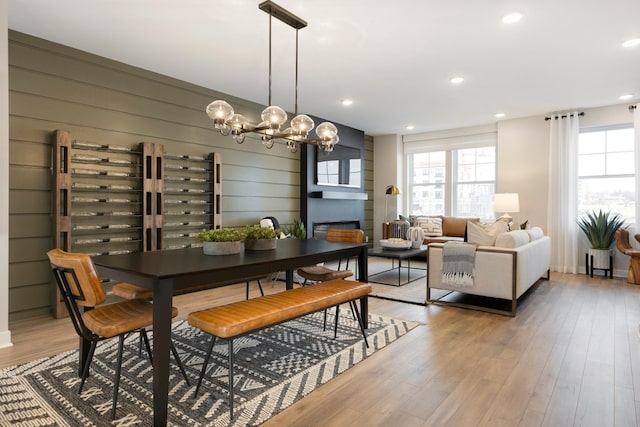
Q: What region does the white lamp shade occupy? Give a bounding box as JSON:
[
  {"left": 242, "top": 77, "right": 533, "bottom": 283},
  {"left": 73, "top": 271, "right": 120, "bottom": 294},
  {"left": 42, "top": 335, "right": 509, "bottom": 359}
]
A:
[{"left": 494, "top": 193, "right": 520, "bottom": 214}]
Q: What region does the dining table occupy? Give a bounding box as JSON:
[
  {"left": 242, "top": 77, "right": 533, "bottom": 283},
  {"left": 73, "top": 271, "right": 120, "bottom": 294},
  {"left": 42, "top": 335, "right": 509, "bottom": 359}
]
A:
[{"left": 92, "top": 238, "right": 368, "bottom": 426}]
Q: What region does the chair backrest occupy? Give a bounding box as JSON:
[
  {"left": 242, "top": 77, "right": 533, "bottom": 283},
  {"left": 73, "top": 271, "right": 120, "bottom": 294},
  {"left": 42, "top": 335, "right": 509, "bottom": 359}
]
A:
[
  {"left": 616, "top": 229, "right": 632, "bottom": 254},
  {"left": 326, "top": 228, "right": 364, "bottom": 244},
  {"left": 47, "top": 248, "right": 107, "bottom": 307}
]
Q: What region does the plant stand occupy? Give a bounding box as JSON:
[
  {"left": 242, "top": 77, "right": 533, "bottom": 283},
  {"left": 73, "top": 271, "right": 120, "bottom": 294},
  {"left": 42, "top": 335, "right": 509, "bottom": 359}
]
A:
[{"left": 585, "top": 249, "right": 613, "bottom": 279}]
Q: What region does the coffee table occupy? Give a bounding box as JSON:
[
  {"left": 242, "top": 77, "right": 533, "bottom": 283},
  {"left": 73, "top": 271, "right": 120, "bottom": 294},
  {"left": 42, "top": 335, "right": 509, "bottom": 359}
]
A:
[{"left": 368, "top": 245, "right": 427, "bottom": 286}]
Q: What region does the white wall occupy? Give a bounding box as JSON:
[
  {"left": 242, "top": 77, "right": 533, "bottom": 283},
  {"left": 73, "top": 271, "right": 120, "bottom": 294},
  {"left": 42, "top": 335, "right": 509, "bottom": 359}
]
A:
[
  {"left": 0, "top": 0, "right": 12, "bottom": 348},
  {"left": 374, "top": 102, "right": 635, "bottom": 277},
  {"left": 372, "top": 134, "right": 402, "bottom": 243}
]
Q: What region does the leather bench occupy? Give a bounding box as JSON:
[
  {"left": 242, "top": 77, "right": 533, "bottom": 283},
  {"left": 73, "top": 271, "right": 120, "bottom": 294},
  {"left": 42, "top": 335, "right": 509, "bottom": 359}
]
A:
[{"left": 188, "top": 279, "right": 372, "bottom": 419}]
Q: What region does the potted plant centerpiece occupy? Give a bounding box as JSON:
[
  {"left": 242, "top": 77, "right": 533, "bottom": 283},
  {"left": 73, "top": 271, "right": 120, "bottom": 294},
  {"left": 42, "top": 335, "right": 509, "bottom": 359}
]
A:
[
  {"left": 197, "top": 227, "right": 244, "bottom": 255},
  {"left": 244, "top": 224, "right": 280, "bottom": 250},
  {"left": 577, "top": 209, "right": 625, "bottom": 269}
]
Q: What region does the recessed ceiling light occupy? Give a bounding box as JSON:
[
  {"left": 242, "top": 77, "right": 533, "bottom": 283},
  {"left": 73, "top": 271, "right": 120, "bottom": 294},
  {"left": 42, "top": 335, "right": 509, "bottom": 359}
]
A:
[
  {"left": 619, "top": 94, "right": 634, "bottom": 100},
  {"left": 450, "top": 76, "right": 465, "bottom": 85},
  {"left": 341, "top": 99, "right": 353, "bottom": 106},
  {"left": 495, "top": 113, "right": 505, "bottom": 118},
  {"left": 622, "top": 38, "right": 640, "bottom": 48},
  {"left": 405, "top": 125, "right": 415, "bottom": 130},
  {"left": 502, "top": 12, "right": 523, "bottom": 24}
]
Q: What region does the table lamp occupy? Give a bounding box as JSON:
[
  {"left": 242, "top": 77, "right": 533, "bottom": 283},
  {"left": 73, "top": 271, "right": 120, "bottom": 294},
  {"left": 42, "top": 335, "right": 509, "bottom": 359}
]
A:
[{"left": 494, "top": 193, "right": 520, "bottom": 221}]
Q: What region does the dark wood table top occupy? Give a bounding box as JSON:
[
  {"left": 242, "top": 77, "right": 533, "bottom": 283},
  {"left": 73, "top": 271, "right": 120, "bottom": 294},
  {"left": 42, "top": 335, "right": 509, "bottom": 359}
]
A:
[{"left": 93, "top": 238, "right": 367, "bottom": 290}]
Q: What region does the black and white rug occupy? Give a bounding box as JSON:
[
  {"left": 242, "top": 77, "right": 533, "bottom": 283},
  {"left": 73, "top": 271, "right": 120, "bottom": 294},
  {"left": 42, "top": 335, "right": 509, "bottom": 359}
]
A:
[{"left": 0, "top": 312, "right": 418, "bottom": 426}]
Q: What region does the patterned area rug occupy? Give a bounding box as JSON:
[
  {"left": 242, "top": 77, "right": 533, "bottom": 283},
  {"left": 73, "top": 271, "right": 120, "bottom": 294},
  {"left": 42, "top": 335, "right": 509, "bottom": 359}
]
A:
[{"left": 0, "top": 312, "right": 418, "bottom": 426}]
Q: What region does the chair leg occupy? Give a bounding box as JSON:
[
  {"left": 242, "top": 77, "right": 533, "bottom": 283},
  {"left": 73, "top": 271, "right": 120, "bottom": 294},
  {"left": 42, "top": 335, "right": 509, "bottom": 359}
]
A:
[
  {"left": 195, "top": 335, "right": 216, "bottom": 397},
  {"left": 349, "top": 301, "right": 369, "bottom": 348},
  {"left": 334, "top": 305, "right": 340, "bottom": 338},
  {"left": 323, "top": 309, "right": 328, "bottom": 331},
  {"left": 228, "top": 339, "right": 235, "bottom": 420},
  {"left": 78, "top": 341, "right": 97, "bottom": 393},
  {"left": 170, "top": 342, "right": 190, "bottom": 386},
  {"left": 257, "top": 279, "right": 264, "bottom": 296},
  {"left": 111, "top": 335, "right": 126, "bottom": 420},
  {"left": 141, "top": 329, "right": 153, "bottom": 364},
  {"left": 246, "top": 281, "right": 250, "bottom": 300}
]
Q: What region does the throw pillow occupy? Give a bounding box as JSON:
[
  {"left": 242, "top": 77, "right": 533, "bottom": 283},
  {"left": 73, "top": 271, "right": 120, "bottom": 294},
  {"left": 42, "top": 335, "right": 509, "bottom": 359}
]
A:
[
  {"left": 494, "top": 230, "right": 530, "bottom": 248},
  {"left": 418, "top": 217, "right": 443, "bottom": 237},
  {"left": 526, "top": 226, "right": 544, "bottom": 241},
  {"left": 466, "top": 220, "right": 509, "bottom": 246}
]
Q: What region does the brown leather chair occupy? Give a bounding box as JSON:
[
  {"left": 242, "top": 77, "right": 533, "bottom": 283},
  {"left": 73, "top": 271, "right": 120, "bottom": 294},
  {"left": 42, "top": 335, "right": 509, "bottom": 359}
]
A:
[
  {"left": 615, "top": 229, "right": 640, "bottom": 284},
  {"left": 297, "top": 228, "right": 365, "bottom": 284},
  {"left": 46, "top": 248, "right": 189, "bottom": 420}
]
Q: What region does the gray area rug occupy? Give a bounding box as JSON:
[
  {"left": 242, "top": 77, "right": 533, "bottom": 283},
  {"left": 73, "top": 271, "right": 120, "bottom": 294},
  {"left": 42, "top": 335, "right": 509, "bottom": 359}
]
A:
[{"left": 0, "top": 312, "right": 418, "bottom": 426}]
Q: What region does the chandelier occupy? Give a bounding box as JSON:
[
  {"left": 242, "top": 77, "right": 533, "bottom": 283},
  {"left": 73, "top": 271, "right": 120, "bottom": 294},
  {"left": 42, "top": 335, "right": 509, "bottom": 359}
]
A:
[{"left": 205, "top": 1, "right": 339, "bottom": 154}]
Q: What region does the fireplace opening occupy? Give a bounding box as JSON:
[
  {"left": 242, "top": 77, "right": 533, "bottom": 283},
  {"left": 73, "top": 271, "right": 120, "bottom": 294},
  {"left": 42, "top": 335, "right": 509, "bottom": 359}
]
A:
[{"left": 312, "top": 220, "right": 360, "bottom": 240}]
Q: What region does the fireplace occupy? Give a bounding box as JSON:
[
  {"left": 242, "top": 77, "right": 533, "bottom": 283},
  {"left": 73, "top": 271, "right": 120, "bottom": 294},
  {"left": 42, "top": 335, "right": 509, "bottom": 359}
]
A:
[{"left": 312, "top": 220, "right": 360, "bottom": 240}]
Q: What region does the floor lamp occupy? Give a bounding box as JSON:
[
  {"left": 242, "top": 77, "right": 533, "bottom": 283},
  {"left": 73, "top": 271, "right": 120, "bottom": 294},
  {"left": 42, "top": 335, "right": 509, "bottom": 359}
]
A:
[{"left": 385, "top": 185, "right": 400, "bottom": 222}]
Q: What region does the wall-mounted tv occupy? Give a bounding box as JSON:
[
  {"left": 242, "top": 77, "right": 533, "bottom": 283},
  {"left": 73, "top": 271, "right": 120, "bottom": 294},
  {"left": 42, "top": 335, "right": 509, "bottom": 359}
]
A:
[{"left": 316, "top": 144, "right": 362, "bottom": 188}]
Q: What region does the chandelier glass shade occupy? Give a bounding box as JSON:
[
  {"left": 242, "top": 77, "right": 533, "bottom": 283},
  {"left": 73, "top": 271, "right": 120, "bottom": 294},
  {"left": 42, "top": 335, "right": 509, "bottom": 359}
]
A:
[{"left": 205, "top": 1, "right": 339, "bottom": 154}]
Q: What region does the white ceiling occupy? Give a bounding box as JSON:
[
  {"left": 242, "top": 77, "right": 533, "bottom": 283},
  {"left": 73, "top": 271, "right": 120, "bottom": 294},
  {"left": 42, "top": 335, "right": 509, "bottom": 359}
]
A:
[{"left": 7, "top": 0, "right": 640, "bottom": 136}]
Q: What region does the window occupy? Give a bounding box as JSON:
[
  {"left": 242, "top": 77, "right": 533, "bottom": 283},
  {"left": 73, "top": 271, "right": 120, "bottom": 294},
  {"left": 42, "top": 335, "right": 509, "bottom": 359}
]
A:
[
  {"left": 578, "top": 126, "right": 635, "bottom": 223},
  {"left": 407, "top": 145, "right": 496, "bottom": 219},
  {"left": 454, "top": 147, "right": 496, "bottom": 219},
  {"left": 408, "top": 151, "right": 446, "bottom": 215}
]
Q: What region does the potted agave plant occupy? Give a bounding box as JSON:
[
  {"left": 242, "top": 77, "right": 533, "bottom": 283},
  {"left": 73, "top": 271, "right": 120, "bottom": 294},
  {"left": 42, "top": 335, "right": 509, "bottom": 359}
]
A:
[
  {"left": 197, "top": 227, "right": 244, "bottom": 255},
  {"left": 286, "top": 219, "right": 307, "bottom": 239},
  {"left": 577, "top": 209, "right": 625, "bottom": 269},
  {"left": 243, "top": 224, "right": 280, "bottom": 250}
]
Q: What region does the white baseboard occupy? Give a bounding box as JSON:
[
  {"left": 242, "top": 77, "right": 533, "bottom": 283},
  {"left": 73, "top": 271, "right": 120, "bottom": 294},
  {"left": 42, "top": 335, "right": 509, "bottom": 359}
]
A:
[{"left": 0, "top": 330, "right": 12, "bottom": 349}]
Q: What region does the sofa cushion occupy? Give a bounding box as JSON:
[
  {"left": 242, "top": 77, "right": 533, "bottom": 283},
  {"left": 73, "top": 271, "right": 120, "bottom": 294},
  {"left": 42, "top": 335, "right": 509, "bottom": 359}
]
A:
[
  {"left": 526, "top": 226, "right": 544, "bottom": 241},
  {"left": 442, "top": 216, "right": 479, "bottom": 237},
  {"left": 417, "top": 217, "right": 443, "bottom": 237},
  {"left": 495, "top": 230, "right": 531, "bottom": 248},
  {"left": 466, "top": 220, "right": 508, "bottom": 246}
]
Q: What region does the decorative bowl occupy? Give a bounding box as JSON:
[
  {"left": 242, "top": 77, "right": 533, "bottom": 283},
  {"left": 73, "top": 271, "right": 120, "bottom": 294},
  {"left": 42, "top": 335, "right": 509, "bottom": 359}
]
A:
[{"left": 379, "top": 239, "right": 412, "bottom": 250}]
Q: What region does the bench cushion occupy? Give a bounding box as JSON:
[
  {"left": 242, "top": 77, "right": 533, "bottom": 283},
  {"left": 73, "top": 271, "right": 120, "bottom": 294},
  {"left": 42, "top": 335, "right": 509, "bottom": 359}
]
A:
[{"left": 188, "top": 280, "right": 371, "bottom": 339}]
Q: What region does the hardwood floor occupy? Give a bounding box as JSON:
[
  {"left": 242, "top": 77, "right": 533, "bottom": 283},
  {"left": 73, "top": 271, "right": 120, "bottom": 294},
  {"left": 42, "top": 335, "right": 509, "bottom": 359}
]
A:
[{"left": 2, "top": 273, "right": 639, "bottom": 426}]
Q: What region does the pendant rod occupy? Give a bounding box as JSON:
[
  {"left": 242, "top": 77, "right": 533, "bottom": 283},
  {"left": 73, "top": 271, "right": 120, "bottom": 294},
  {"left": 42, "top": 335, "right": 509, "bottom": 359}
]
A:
[
  {"left": 268, "top": 13, "right": 272, "bottom": 106},
  {"left": 295, "top": 28, "right": 299, "bottom": 115}
]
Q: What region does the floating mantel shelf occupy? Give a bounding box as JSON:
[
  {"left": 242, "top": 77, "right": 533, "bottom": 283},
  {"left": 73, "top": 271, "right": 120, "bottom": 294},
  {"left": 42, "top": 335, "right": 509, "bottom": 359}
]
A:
[{"left": 309, "top": 191, "right": 368, "bottom": 200}]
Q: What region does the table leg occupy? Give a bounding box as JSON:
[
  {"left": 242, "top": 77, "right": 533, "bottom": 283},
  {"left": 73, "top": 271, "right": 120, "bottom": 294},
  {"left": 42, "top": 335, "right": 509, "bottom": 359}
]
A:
[
  {"left": 285, "top": 269, "right": 294, "bottom": 289},
  {"left": 357, "top": 246, "right": 368, "bottom": 328},
  {"left": 153, "top": 279, "right": 173, "bottom": 426},
  {"left": 407, "top": 258, "right": 411, "bottom": 283},
  {"left": 397, "top": 259, "right": 402, "bottom": 286}
]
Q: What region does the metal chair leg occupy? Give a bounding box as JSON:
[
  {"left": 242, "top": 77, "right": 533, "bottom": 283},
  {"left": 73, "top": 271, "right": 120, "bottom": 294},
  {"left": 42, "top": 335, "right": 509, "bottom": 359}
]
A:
[
  {"left": 78, "top": 341, "right": 97, "bottom": 393},
  {"left": 195, "top": 335, "right": 216, "bottom": 397},
  {"left": 257, "top": 279, "right": 264, "bottom": 296},
  {"left": 170, "top": 342, "right": 190, "bottom": 385},
  {"left": 334, "top": 305, "right": 340, "bottom": 338},
  {"left": 111, "top": 335, "right": 125, "bottom": 420},
  {"left": 349, "top": 300, "right": 369, "bottom": 348},
  {"left": 228, "top": 339, "right": 235, "bottom": 420}
]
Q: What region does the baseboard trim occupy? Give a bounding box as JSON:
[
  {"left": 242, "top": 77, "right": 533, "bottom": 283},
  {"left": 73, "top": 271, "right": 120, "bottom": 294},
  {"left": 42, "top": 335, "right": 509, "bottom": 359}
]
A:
[{"left": 0, "top": 329, "right": 13, "bottom": 349}]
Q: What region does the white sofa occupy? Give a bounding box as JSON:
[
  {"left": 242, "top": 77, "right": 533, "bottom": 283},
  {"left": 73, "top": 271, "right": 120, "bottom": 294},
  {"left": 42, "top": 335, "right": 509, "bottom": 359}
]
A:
[{"left": 427, "top": 227, "right": 551, "bottom": 316}]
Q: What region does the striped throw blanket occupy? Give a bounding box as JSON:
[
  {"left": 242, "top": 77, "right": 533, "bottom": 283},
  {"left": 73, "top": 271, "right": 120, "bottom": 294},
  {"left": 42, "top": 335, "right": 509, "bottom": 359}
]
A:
[{"left": 442, "top": 242, "right": 476, "bottom": 287}]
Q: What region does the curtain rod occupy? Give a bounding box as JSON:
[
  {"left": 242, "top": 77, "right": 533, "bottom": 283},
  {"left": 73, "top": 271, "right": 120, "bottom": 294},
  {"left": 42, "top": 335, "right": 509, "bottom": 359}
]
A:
[{"left": 544, "top": 112, "right": 585, "bottom": 121}]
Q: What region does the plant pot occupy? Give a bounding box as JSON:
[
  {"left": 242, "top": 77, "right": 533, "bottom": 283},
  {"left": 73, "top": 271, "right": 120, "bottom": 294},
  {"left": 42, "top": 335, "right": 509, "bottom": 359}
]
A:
[
  {"left": 589, "top": 248, "right": 612, "bottom": 269},
  {"left": 244, "top": 238, "right": 277, "bottom": 250},
  {"left": 202, "top": 241, "right": 242, "bottom": 255}
]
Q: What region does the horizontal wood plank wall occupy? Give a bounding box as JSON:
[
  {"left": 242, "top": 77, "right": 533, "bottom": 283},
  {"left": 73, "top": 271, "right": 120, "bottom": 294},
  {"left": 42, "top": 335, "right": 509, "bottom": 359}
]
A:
[{"left": 8, "top": 30, "right": 371, "bottom": 321}]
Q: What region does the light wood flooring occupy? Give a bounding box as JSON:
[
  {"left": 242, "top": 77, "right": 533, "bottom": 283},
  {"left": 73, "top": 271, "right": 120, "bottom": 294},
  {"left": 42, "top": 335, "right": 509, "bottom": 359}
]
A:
[{"left": 2, "top": 272, "right": 640, "bottom": 426}]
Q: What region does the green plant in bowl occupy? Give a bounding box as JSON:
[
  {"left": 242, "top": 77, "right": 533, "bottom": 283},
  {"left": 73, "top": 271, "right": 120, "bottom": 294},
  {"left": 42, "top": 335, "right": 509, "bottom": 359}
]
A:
[
  {"left": 243, "top": 224, "right": 280, "bottom": 240},
  {"left": 196, "top": 228, "right": 244, "bottom": 243}
]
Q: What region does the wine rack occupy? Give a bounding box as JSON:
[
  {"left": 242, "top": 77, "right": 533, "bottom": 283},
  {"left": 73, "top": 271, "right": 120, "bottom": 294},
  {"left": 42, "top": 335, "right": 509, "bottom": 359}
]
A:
[{"left": 52, "top": 130, "right": 222, "bottom": 318}]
